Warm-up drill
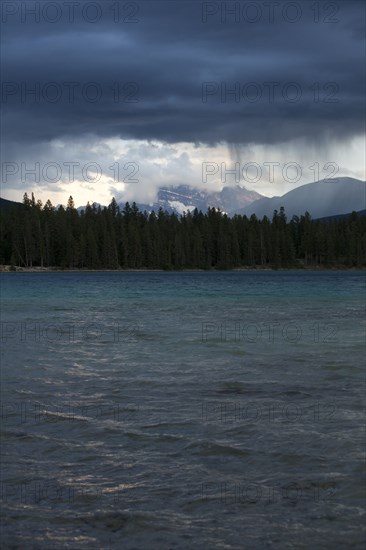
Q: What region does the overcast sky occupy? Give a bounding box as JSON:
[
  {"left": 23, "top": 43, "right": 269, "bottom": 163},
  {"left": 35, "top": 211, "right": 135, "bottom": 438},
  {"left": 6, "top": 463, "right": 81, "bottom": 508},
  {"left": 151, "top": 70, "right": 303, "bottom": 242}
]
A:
[{"left": 1, "top": 0, "right": 365, "bottom": 206}]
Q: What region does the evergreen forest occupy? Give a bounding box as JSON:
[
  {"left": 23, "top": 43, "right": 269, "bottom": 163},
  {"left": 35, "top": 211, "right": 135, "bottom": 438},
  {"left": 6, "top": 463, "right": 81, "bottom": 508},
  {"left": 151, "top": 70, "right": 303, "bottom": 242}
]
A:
[{"left": 1, "top": 193, "right": 365, "bottom": 270}]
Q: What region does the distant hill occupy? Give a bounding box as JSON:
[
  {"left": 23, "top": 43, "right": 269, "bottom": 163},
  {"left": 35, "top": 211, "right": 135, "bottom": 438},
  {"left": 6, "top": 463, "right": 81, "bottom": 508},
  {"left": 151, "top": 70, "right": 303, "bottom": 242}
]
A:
[
  {"left": 236, "top": 178, "right": 366, "bottom": 219},
  {"left": 0, "top": 197, "right": 22, "bottom": 210},
  {"left": 315, "top": 209, "right": 366, "bottom": 222}
]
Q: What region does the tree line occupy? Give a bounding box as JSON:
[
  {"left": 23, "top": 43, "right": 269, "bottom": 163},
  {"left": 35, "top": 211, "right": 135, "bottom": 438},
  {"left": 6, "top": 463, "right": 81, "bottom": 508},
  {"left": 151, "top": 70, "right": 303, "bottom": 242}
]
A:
[{"left": 0, "top": 192, "right": 365, "bottom": 269}]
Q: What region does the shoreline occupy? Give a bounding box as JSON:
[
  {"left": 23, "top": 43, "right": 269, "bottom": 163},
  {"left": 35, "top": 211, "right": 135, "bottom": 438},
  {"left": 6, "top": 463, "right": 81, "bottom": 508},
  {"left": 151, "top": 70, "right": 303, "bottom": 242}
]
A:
[{"left": 1, "top": 265, "right": 365, "bottom": 273}]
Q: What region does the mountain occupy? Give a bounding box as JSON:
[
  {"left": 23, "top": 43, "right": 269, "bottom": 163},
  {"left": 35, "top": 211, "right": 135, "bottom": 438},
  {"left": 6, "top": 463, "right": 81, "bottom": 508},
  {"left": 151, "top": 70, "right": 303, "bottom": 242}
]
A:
[
  {"left": 236, "top": 178, "right": 366, "bottom": 219},
  {"left": 5, "top": 178, "right": 365, "bottom": 220},
  {"left": 125, "top": 185, "right": 263, "bottom": 216},
  {"left": 76, "top": 202, "right": 102, "bottom": 213}
]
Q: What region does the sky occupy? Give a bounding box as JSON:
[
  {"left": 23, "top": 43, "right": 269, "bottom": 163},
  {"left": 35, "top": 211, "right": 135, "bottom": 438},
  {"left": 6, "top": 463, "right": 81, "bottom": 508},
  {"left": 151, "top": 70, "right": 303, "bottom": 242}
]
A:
[{"left": 1, "top": 0, "right": 365, "bottom": 207}]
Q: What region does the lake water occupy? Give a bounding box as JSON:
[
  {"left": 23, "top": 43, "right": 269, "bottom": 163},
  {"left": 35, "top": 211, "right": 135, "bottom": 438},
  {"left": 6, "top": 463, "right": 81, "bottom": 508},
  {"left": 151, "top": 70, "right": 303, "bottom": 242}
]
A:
[{"left": 1, "top": 271, "right": 365, "bottom": 549}]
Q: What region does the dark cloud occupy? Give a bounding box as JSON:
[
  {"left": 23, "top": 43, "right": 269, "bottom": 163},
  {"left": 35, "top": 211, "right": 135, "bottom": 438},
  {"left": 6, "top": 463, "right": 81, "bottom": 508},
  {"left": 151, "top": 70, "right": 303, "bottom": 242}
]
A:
[{"left": 1, "top": 0, "right": 365, "bottom": 148}]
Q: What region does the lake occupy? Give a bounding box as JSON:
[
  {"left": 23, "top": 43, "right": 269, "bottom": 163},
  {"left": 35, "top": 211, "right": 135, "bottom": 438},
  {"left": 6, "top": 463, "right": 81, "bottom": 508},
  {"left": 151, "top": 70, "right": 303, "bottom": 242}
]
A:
[{"left": 1, "top": 271, "right": 365, "bottom": 549}]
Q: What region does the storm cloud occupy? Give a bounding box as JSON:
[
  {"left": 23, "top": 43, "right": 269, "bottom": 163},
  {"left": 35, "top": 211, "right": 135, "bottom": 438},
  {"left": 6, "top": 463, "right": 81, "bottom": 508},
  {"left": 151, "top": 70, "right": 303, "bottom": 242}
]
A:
[
  {"left": 1, "top": 0, "right": 365, "bottom": 147},
  {"left": 1, "top": 0, "right": 365, "bottom": 205}
]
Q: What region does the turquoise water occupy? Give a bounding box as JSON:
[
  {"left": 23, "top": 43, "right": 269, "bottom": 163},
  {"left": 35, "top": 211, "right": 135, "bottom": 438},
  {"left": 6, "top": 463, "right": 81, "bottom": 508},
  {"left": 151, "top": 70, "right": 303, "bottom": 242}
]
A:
[{"left": 1, "top": 271, "right": 365, "bottom": 549}]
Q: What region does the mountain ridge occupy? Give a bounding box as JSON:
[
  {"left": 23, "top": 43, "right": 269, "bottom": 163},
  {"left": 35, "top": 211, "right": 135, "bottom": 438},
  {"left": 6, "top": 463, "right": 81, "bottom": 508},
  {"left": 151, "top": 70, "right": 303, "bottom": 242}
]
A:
[
  {"left": 2, "top": 178, "right": 366, "bottom": 220},
  {"left": 237, "top": 177, "right": 365, "bottom": 219},
  {"left": 126, "top": 184, "right": 263, "bottom": 216}
]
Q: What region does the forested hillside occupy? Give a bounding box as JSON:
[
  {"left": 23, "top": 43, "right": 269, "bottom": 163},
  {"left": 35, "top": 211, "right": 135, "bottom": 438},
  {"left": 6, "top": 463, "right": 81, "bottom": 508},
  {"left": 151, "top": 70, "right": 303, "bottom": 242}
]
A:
[{"left": 1, "top": 193, "right": 365, "bottom": 269}]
